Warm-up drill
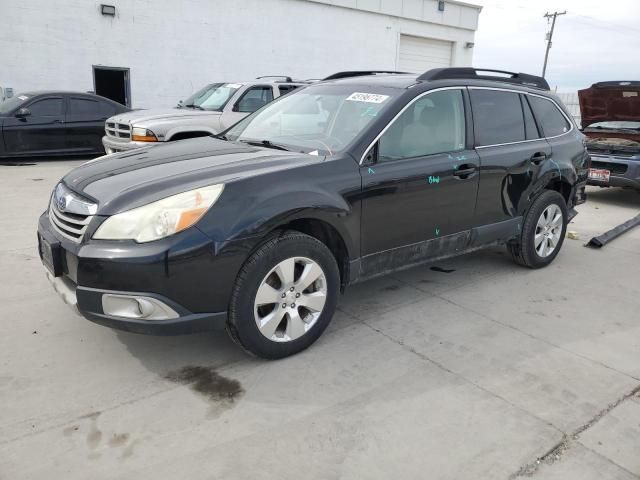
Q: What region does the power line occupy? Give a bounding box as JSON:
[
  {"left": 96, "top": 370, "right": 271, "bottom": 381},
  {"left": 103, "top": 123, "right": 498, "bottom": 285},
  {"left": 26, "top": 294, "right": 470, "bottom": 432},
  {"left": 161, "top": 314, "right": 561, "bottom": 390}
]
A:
[
  {"left": 542, "top": 11, "right": 566, "bottom": 78},
  {"left": 569, "top": 15, "right": 640, "bottom": 36}
]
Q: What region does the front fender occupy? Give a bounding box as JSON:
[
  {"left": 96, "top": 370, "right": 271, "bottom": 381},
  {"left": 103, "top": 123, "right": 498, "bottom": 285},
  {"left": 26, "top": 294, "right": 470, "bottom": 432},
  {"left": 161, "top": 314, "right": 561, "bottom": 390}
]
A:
[
  {"left": 196, "top": 159, "right": 362, "bottom": 260},
  {"left": 164, "top": 124, "right": 220, "bottom": 140}
]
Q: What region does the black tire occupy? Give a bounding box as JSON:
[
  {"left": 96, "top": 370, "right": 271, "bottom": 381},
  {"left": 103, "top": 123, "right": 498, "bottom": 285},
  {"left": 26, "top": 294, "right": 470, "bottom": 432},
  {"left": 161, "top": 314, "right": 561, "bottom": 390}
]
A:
[
  {"left": 226, "top": 230, "right": 340, "bottom": 359},
  {"left": 508, "top": 190, "right": 568, "bottom": 268}
]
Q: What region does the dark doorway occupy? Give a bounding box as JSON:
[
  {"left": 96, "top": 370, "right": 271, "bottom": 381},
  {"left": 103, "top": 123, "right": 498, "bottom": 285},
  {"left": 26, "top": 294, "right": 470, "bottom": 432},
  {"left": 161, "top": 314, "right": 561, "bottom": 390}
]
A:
[{"left": 93, "top": 66, "right": 130, "bottom": 107}]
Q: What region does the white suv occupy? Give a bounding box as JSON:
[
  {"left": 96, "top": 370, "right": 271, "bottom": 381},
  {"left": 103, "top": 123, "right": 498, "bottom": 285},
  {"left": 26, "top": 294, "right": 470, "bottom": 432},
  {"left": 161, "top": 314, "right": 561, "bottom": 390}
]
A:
[{"left": 102, "top": 77, "right": 306, "bottom": 153}]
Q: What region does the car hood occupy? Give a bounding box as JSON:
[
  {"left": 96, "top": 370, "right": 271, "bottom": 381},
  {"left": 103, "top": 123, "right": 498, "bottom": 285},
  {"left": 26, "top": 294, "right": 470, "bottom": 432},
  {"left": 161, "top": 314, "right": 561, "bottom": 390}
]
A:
[
  {"left": 62, "top": 137, "right": 321, "bottom": 215},
  {"left": 108, "top": 108, "right": 221, "bottom": 125},
  {"left": 578, "top": 82, "right": 640, "bottom": 127}
]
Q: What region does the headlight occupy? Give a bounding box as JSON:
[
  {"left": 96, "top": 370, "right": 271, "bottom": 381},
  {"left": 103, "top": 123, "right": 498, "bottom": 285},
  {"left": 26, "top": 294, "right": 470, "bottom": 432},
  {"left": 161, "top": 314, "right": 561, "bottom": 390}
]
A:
[
  {"left": 93, "top": 184, "right": 224, "bottom": 242},
  {"left": 131, "top": 126, "right": 158, "bottom": 142}
]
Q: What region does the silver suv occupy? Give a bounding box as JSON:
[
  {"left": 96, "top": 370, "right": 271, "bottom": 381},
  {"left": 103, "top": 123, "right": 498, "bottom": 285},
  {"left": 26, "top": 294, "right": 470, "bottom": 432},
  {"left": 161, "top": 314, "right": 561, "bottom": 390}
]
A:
[{"left": 102, "top": 77, "right": 306, "bottom": 153}]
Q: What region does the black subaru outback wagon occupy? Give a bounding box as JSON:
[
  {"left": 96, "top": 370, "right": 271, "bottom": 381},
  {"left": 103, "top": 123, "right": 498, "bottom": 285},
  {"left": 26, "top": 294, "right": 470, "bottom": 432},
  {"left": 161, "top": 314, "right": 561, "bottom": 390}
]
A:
[{"left": 38, "top": 68, "right": 589, "bottom": 358}]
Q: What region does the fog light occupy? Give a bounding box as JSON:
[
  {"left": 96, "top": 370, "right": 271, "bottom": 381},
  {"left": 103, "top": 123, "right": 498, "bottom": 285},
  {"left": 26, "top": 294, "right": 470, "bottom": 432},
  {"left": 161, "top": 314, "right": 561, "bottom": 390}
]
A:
[{"left": 102, "top": 294, "right": 179, "bottom": 320}]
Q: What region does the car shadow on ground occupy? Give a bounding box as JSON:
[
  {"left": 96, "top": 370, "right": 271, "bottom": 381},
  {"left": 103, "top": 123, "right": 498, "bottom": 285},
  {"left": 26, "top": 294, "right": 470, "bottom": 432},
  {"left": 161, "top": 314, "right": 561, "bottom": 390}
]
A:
[
  {"left": 0, "top": 155, "right": 99, "bottom": 166},
  {"left": 114, "top": 327, "right": 250, "bottom": 375},
  {"left": 586, "top": 186, "right": 640, "bottom": 207},
  {"left": 112, "top": 246, "right": 516, "bottom": 377}
]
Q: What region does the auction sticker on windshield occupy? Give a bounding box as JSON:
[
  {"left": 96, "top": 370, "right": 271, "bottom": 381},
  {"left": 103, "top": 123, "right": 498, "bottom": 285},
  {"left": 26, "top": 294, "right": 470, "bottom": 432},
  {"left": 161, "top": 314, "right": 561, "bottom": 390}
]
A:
[{"left": 346, "top": 92, "right": 389, "bottom": 103}]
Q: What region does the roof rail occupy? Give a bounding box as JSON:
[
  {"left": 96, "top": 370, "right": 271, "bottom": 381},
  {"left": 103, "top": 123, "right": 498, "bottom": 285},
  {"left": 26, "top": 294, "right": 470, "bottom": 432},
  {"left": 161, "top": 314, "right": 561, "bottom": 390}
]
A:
[
  {"left": 323, "top": 70, "right": 410, "bottom": 81},
  {"left": 256, "top": 75, "right": 293, "bottom": 82},
  {"left": 417, "top": 68, "right": 550, "bottom": 90},
  {"left": 591, "top": 81, "right": 640, "bottom": 88}
]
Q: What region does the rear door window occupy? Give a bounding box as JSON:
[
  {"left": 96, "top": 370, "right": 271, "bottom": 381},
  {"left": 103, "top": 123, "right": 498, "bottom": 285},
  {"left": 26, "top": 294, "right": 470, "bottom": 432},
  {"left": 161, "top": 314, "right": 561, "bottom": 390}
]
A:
[
  {"left": 528, "top": 96, "right": 571, "bottom": 137},
  {"left": 69, "top": 97, "right": 102, "bottom": 119},
  {"left": 470, "top": 90, "right": 525, "bottom": 146},
  {"left": 28, "top": 98, "right": 63, "bottom": 116},
  {"left": 100, "top": 100, "right": 117, "bottom": 117}
]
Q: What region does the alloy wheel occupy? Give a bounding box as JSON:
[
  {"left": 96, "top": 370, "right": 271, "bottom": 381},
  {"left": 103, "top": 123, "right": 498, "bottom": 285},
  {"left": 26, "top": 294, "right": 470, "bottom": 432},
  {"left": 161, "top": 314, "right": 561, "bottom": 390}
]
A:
[
  {"left": 534, "top": 204, "right": 563, "bottom": 258},
  {"left": 253, "top": 257, "right": 327, "bottom": 342}
]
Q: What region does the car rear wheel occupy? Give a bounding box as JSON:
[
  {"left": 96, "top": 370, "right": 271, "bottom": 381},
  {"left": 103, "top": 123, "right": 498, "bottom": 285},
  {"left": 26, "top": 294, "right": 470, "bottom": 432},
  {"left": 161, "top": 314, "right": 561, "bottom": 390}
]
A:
[
  {"left": 508, "top": 190, "right": 568, "bottom": 268},
  {"left": 227, "top": 231, "right": 339, "bottom": 359}
]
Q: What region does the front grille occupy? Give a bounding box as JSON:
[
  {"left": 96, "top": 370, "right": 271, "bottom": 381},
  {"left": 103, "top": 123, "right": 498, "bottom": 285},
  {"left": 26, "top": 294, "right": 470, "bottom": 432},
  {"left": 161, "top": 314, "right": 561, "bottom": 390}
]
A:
[
  {"left": 49, "top": 197, "right": 93, "bottom": 243},
  {"left": 105, "top": 122, "right": 131, "bottom": 139},
  {"left": 590, "top": 160, "right": 628, "bottom": 175}
]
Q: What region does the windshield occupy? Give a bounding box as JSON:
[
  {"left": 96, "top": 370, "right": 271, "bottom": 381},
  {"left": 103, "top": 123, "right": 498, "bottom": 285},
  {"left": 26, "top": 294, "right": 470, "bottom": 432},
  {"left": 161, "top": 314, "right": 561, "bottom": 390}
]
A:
[
  {"left": 588, "top": 121, "right": 640, "bottom": 130},
  {"left": 180, "top": 83, "right": 241, "bottom": 111},
  {"left": 225, "top": 84, "right": 400, "bottom": 155},
  {"left": 0, "top": 94, "right": 31, "bottom": 114}
]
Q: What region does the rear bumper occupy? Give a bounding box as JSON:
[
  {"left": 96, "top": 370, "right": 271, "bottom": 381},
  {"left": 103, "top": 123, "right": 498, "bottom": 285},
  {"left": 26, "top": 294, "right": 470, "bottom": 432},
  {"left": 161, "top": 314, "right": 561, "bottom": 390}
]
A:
[
  {"left": 102, "top": 136, "right": 157, "bottom": 154},
  {"left": 587, "top": 154, "right": 640, "bottom": 190}
]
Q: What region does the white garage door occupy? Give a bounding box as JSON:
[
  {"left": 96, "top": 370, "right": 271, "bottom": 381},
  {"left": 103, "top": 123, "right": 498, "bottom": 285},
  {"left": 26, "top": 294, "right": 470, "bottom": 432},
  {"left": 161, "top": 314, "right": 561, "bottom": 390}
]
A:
[{"left": 398, "top": 35, "right": 453, "bottom": 73}]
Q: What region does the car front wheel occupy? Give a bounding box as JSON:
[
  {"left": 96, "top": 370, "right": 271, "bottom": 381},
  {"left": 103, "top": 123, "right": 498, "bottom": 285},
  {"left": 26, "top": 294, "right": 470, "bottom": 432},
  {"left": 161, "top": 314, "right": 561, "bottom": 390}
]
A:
[{"left": 227, "top": 231, "right": 339, "bottom": 359}]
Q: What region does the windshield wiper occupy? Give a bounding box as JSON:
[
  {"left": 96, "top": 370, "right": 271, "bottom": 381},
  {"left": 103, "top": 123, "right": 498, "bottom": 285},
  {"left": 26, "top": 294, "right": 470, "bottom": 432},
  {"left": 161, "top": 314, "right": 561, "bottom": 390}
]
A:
[
  {"left": 183, "top": 104, "right": 204, "bottom": 110},
  {"left": 239, "top": 139, "right": 290, "bottom": 151}
]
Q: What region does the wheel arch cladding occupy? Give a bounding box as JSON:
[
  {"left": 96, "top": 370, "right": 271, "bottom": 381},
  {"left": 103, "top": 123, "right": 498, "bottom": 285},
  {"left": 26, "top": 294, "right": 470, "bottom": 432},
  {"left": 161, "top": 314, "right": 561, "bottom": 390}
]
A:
[
  {"left": 168, "top": 130, "right": 214, "bottom": 141},
  {"left": 271, "top": 218, "right": 351, "bottom": 289},
  {"left": 544, "top": 177, "right": 573, "bottom": 204}
]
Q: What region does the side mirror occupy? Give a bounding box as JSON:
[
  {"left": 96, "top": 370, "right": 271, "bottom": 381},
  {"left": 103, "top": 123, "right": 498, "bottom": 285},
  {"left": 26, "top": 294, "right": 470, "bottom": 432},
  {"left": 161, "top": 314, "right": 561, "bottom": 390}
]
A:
[{"left": 16, "top": 107, "right": 31, "bottom": 118}]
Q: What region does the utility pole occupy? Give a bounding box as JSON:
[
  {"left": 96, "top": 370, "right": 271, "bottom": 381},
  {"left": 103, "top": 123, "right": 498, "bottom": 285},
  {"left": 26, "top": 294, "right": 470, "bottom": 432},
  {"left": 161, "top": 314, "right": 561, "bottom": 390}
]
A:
[{"left": 542, "top": 11, "right": 566, "bottom": 78}]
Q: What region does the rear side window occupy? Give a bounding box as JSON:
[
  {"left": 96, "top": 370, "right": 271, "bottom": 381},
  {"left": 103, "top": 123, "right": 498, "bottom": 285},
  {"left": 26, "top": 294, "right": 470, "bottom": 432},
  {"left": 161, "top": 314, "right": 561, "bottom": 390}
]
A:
[
  {"left": 379, "top": 89, "right": 466, "bottom": 161},
  {"left": 528, "top": 96, "right": 571, "bottom": 137},
  {"left": 100, "top": 101, "right": 117, "bottom": 117},
  {"left": 521, "top": 95, "right": 540, "bottom": 140},
  {"left": 278, "top": 85, "right": 300, "bottom": 95},
  {"left": 69, "top": 98, "right": 100, "bottom": 115},
  {"left": 28, "top": 98, "right": 63, "bottom": 116},
  {"left": 470, "top": 90, "right": 525, "bottom": 146}
]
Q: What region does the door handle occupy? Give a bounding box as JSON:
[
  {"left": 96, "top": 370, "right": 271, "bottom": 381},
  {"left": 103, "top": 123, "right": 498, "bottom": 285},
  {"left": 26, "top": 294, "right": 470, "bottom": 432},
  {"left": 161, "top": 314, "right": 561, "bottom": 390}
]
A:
[
  {"left": 53, "top": 119, "right": 64, "bottom": 124},
  {"left": 530, "top": 152, "right": 547, "bottom": 165},
  {"left": 452, "top": 164, "right": 477, "bottom": 179}
]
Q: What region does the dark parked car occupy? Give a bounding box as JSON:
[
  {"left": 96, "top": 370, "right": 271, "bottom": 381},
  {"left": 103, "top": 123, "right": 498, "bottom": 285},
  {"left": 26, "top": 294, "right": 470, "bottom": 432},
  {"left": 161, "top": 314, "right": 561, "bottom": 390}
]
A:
[
  {"left": 37, "top": 68, "right": 588, "bottom": 358},
  {"left": 0, "top": 91, "right": 128, "bottom": 158},
  {"left": 579, "top": 81, "right": 640, "bottom": 190}
]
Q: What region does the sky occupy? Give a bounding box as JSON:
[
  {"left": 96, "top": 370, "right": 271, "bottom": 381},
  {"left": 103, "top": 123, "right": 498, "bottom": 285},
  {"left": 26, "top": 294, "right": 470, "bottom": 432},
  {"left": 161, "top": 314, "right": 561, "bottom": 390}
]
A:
[{"left": 472, "top": 0, "right": 640, "bottom": 91}]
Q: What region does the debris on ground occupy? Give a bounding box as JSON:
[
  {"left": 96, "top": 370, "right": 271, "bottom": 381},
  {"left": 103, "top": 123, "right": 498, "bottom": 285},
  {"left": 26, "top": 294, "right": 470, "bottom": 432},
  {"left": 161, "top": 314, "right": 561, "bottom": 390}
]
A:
[
  {"left": 567, "top": 231, "right": 580, "bottom": 240},
  {"left": 586, "top": 214, "right": 640, "bottom": 248}
]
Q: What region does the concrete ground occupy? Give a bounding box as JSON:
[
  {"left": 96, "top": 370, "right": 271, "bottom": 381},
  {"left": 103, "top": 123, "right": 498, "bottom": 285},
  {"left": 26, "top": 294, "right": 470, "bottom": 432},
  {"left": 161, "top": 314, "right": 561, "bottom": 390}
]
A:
[{"left": 1, "top": 159, "right": 639, "bottom": 480}]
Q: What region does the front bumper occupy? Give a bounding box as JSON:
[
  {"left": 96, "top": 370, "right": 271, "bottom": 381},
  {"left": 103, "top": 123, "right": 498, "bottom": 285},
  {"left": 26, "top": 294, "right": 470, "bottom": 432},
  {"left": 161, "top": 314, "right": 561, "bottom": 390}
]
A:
[
  {"left": 587, "top": 154, "right": 640, "bottom": 190},
  {"left": 102, "top": 135, "right": 159, "bottom": 154},
  {"left": 37, "top": 211, "right": 252, "bottom": 335}
]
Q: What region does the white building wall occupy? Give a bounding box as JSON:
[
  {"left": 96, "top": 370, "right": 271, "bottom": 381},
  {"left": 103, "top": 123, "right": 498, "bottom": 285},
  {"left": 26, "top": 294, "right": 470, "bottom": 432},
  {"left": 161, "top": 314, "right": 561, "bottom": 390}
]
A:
[{"left": 0, "top": 0, "right": 479, "bottom": 108}]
